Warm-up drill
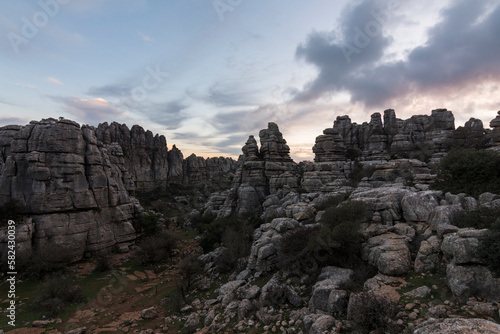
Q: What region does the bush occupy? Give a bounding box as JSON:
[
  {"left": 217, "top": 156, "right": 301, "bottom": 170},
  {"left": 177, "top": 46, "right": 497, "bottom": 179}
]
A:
[
  {"left": 347, "top": 161, "right": 376, "bottom": 187},
  {"left": 277, "top": 226, "right": 320, "bottom": 272},
  {"left": 349, "top": 291, "right": 403, "bottom": 334},
  {"left": 135, "top": 231, "right": 179, "bottom": 265},
  {"left": 31, "top": 275, "right": 86, "bottom": 317},
  {"left": 94, "top": 251, "right": 113, "bottom": 273},
  {"left": 313, "top": 193, "right": 351, "bottom": 211},
  {"left": 134, "top": 213, "right": 159, "bottom": 236},
  {"left": 433, "top": 148, "right": 500, "bottom": 197},
  {"left": 178, "top": 254, "right": 204, "bottom": 289},
  {"left": 478, "top": 220, "right": 500, "bottom": 276},
  {"left": 313, "top": 200, "right": 367, "bottom": 267},
  {"left": 198, "top": 217, "right": 254, "bottom": 273},
  {"left": 451, "top": 206, "right": 500, "bottom": 229}
]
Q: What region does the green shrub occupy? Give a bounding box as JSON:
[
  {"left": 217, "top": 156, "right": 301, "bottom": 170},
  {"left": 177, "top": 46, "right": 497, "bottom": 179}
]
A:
[
  {"left": 433, "top": 148, "right": 500, "bottom": 197},
  {"left": 478, "top": 220, "right": 500, "bottom": 276},
  {"left": 277, "top": 226, "right": 320, "bottom": 272},
  {"left": 320, "top": 200, "right": 367, "bottom": 228},
  {"left": 451, "top": 206, "right": 500, "bottom": 229},
  {"left": 349, "top": 291, "right": 403, "bottom": 334},
  {"left": 134, "top": 213, "right": 159, "bottom": 236},
  {"left": 178, "top": 254, "right": 204, "bottom": 289},
  {"left": 314, "top": 193, "right": 351, "bottom": 211},
  {"left": 199, "top": 217, "right": 254, "bottom": 272},
  {"left": 31, "top": 275, "right": 86, "bottom": 317},
  {"left": 135, "top": 231, "right": 179, "bottom": 265},
  {"left": 94, "top": 251, "right": 113, "bottom": 273},
  {"left": 347, "top": 161, "right": 376, "bottom": 187}
]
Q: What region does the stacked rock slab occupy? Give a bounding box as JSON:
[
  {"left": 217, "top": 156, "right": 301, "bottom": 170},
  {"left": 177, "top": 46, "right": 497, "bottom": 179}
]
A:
[
  {"left": 313, "top": 109, "right": 490, "bottom": 162},
  {"left": 95, "top": 122, "right": 169, "bottom": 191},
  {"left": 218, "top": 123, "right": 299, "bottom": 218},
  {"left": 490, "top": 111, "right": 500, "bottom": 147},
  {"left": 0, "top": 118, "right": 140, "bottom": 264}
]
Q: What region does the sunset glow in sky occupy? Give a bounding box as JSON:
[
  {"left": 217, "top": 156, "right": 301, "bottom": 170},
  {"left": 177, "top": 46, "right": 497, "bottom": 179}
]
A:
[{"left": 1, "top": 0, "right": 500, "bottom": 161}]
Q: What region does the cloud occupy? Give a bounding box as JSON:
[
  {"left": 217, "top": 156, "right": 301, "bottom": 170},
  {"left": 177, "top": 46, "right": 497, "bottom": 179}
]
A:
[
  {"left": 51, "top": 96, "right": 129, "bottom": 125},
  {"left": 14, "top": 82, "right": 38, "bottom": 90},
  {"left": 47, "top": 77, "right": 64, "bottom": 86},
  {"left": 87, "top": 83, "right": 134, "bottom": 98},
  {"left": 0, "top": 116, "right": 29, "bottom": 126},
  {"left": 138, "top": 32, "right": 154, "bottom": 44},
  {"left": 294, "top": 0, "right": 500, "bottom": 108},
  {"left": 141, "top": 100, "right": 189, "bottom": 130}
]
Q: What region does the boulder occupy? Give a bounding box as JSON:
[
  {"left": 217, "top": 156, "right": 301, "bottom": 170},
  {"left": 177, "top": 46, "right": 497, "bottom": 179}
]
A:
[
  {"left": 414, "top": 318, "right": 500, "bottom": 334},
  {"left": 362, "top": 233, "right": 412, "bottom": 275}
]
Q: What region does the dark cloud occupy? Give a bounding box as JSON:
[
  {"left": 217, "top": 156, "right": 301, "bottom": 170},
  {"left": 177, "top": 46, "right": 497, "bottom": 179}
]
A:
[
  {"left": 214, "top": 134, "right": 249, "bottom": 149},
  {"left": 205, "top": 82, "right": 262, "bottom": 108},
  {"left": 294, "top": 0, "right": 500, "bottom": 108},
  {"left": 87, "top": 83, "right": 133, "bottom": 98},
  {"left": 142, "top": 100, "right": 189, "bottom": 130}
]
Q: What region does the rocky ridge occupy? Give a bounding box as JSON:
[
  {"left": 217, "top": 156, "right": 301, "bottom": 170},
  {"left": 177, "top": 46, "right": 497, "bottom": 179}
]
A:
[
  {"left": 188, "top": 109, "right": 500, "bottom": 333},
  {"left": 0, "top": 118, "right": 238, "bottom": 265}
]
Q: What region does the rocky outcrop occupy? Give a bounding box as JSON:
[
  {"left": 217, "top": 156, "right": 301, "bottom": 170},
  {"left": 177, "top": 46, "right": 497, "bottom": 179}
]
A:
[
  {"left": 218, "top": 123, "right": 300, "bottom": 218},
  {"left": 414, "top": 318, "right": 500, "bottom": 334},
  {"left": 183, "top": 154, "right": 239, "bottom": 184},
  {"left": 0, "top": 118, "right": 239, "bottom": 265},
  {"left": 0, "top": 118, "right": 141, "bottom": 264},
  {"left": 489, "top": 110, "right": 500, "bottom": 148},
  {"left": 314, "top": 109, "right": 490, "bottom": 162},
  {"left": 96, "top": 122, "right": 169, "bottom": 191}
]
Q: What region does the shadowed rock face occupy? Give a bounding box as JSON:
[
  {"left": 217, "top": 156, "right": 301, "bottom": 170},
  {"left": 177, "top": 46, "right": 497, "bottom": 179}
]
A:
[
  {"left": 314, "top": 109, "right": 491, "bottom": 162},
  {"left": 218, "top": 123, "right": 300, "bottom": 218},
  {"left": 96, "top": 121, "right": 169, "bottom": 191},
  {"left": 0, "top": 118, "right": 140, "bottom": 264},
  {"left": 0, "top": 118, "right": 238, "bottom": 265}
]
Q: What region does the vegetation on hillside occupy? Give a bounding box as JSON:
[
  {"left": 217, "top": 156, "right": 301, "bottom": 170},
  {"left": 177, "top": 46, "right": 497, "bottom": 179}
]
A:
[{"left": 433, "top": 148, "right": 500, "bottom": 197}]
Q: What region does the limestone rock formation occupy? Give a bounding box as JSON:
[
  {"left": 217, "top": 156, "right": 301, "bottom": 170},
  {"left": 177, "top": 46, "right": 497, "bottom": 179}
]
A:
[
  {"left": 0, "top": 118, "right": 141, "bottom": 264},
  {"left": 219, "top": 123, "right": 299, "bottom": 218},
  {"left": 313, "top": 109, "right": 491, "bottom": 162},
  {"left": 96, "top": 122, "right": 169, "bottom": 191},
  {"left": 489, "top": 110, "right": 500, "bottom": 147}
]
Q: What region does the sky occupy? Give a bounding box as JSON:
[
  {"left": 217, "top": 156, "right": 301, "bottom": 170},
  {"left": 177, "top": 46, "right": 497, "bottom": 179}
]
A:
[{"left": 1, "top": 0, "right": 500, "bottom": 161}]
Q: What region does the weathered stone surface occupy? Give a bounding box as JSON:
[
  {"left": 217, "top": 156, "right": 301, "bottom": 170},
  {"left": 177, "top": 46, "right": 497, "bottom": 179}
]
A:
[
  {"left": 0, "top": 119, "right": 141, "bottom": 264},
  {"left": 309, "top": 266, "right": 353, "bottom": 314},
  {"left": 414, "top": 318, "right": 500, "bottom": 334},
  {"left": 96, "top": 122, "right": 169, "bottom": 191},
  {"left": 490, "top": 111, "right": 500, "bottom": 146},
  {"left": 362, "top": 233, "right": 412, "bottom": 275},
  {"left": 414, "top": 235, "right": 441, "bottom": 273},
  {"left": 446, "top": 263, "right": 500, "bottom": 302},
  {"left": 247, "top": 218, "right": 300, "bottom": 272},
  {"left": 219, "top": 123, "right": 299, "bottom": 218},
  {"left": 401, "top": 191, "right": 440, "bottom": 223},
  {"left": 313, "top": 109, "right": 494, "bottom": 162},
  {"left": 441, "top": 230, "right": 487, "bottom": 264}
]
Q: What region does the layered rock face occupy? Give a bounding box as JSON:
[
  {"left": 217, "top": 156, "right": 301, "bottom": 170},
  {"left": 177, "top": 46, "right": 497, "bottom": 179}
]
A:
[
  {"left": 217, "top": 123, "right": 300, "bottom": 218},
  {"left": 0, "top": 118, "right": 239, "bottom": 264},
  {"left": 314, "top": 109, "right": 489, "bottom": 162},
  {"left": 490, "top": 110, "right": 500, "bottom": 148},
  {"left": 183, "top": 154, "right": 239, "bottom": 184},
  {"left": 0, "top": 118, "right": 141, "bottom": 264},
  {"left": 96, "top": 122, "right": 169, "bottom": 191}
]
